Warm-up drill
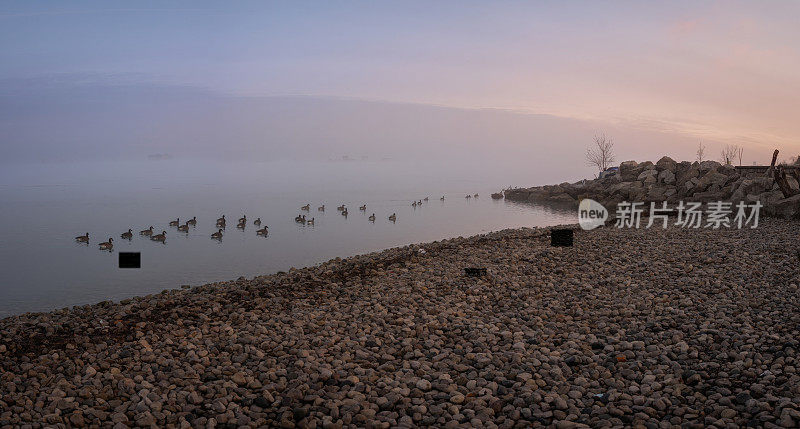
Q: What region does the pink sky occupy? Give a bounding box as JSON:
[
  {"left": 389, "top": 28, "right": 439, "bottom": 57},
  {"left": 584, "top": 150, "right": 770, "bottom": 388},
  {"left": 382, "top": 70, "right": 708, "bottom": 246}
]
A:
[{"left": 1, "top": 1, "right": 799, "bottom": 164}]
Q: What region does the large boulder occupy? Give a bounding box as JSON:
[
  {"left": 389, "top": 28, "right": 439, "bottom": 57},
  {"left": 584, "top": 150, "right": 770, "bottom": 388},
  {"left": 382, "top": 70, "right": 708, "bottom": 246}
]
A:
[
  {"left": 646, "top": 185, "right": 677, "bottom": 202},
  {"left": 656, "top": 156, "right": 677, "bottom": 172},
  {"left": 768, "top": 194, "right": 800, "bottom": 219},
  {"left": 737, "top": 177, "right": 775, "bottom": 196},
  {"left": 696, "top": 171, "right": 728, "bottom": 192},
  {"left": 504, "top": 188, "right": 532, "bottom": 201},
  {"left": 526, "top": 188, "right": 550, "bottom": 200},
  {"left": 637, "top": 169, "right": 659, "bottom": 183},
  {"left": 787, "top": 176, "right": 800, "bottom": 192},
  {"left": 729, "top": 178, "right": 749, "bottom": 202},
  {"left": 684, "top": 177, "right": 700, "bottom": 194},
  {"left": 718, "top": 164, "right": 736, "bottom": 175},
  {"left": 618, "top": 161, "right": 639, "bottom": 182},
  {"left": 629, "top": 161, "right": 655, "bottom": 183},
  {"left": 698, "top": 160, "right": 721, "bottom": 173},
  {"left": 724, "top": 172, "right": 741, "bottom": 187},
  {"left": 658, "top": 169, "right": 676, "bottom": 185},
  {"left": 676, "top": 163, "right": 700, "bottom": 191},
  {"left": 550, "top": 192, "right": 577, "bottom": 203},
  {"left": 747, "top": 190, "right": 785, "bottom": 206},
  {"left": 607, "top": 181, "right": 643, "bottom": 200},
  {"left": 638, "top": 161, "right": 654, "bottom": 170}
]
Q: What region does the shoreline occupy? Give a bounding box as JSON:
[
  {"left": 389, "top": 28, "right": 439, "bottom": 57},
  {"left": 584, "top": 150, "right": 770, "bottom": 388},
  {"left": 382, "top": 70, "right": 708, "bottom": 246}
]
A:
[{"left": 2, "top": 220, "right": 799, "bottom": 427}]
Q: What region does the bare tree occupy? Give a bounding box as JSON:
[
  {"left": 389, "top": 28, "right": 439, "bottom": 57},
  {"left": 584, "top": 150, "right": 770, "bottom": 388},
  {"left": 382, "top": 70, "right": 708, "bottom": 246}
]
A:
[
  {"left": 585, "top": 133, "right": 615, "bottom": 173},
  {"left": 696, "top": 141, "right": 706, "bottom": 162},
  {"left": 736, "top": 146, "right": 744, "bottom": 166},
  {"left": 720, "top": 144, "right": 738, "bottom": 165}
]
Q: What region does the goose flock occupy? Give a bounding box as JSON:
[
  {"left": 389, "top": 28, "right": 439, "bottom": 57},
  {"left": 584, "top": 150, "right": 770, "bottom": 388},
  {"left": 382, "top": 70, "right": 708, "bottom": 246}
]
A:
[
  {"left": 75, "top": 193, "right": 473, "bottom": 251},
  {"left": 75, "top": 213, "right": 265, "bottom": 251}
]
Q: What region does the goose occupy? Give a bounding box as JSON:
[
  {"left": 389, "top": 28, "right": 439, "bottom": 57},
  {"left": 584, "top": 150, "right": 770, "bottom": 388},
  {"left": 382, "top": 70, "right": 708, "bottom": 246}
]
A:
[
  {"left": 424, "top": 197, "right": 429, "bottom": 202},
  {"left": 178, "top": 222, "right": 189, "bottom": 232},
  {"left": 216, "top": 215, "right": 226, "bottom": 225},
  {"left": 301, "top": 204, "right": 310, "bottom": 211},
  {"left": 474, "top": 193, "right": 479, "bottom": 198},
  {"left": 337, "top": 205, "right": 345, "bottom": 211},
  {"left": 295, "top": 214, "right": 306, "bottom": 223},
  {"left": 169, "top": 218, "right": 180, "bottom": 227},
  {"left": 388, "top": 213, "right": 396, "bottom": 222},
  {"left": 253, "top": 217, "right": 261, "bottom": 226},
  {"left": 121, "top": 229, "right": 133, "bottom": 240},
  {"left": 211, "top": 229, "right": 223, "bottom": 239},
  {"left": 306, "top": 218, "right": 315, "bottom": 226},
  {"left": 187, "top": 216, "right": 197, "bottom": 226},
  {"left": 151, "top": 231, "right": 167, "bottom": 242},
  {"left": 236, "top": 220, "right": 246, "bottom": 229},
  {"left": 256, "top": 225, "right": 269, "bottom": 235},
  {"left": 341, "top": 208, "right": 348, "bottom": 216},
  {"left": 418, "top": 200, "right": 422, "bottom": 205},
  {"left": 75, "top": 232, "right": 89, "bottom": 243},
  {"left": 368, "top": 213, "right": 376, "bottom": 222},
  {"left": 412, "top": 201, "right": 417, "bottom": 208},
  {"left": 238, "top": 215, "right": 246, "bottom": 224},
  {"left": 99, "top": 237, "right": 113, "bottom": 250},
  {"left": 318, "top": 205, "right": 325, "bottom": 212},
  {"left": 298, "top": 215, "right": 306, "bottom": 225},
  {"left": 465, "top": 195, "right": 471, "bottom": 199},
  {"left": 359, "top": 204, "right": 366, "bottom": 211},
  {"left": 140, "top": 226, "right": 154, "bottom": 236},
  {"left": 440, "top": 196, "right": 445, "bottom": 201}
]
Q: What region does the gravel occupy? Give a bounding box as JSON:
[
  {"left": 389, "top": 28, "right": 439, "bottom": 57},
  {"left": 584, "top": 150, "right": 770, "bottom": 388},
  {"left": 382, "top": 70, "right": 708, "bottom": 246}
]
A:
[{"left": 1, "top": 219, "right": 799, "bottom": 427}]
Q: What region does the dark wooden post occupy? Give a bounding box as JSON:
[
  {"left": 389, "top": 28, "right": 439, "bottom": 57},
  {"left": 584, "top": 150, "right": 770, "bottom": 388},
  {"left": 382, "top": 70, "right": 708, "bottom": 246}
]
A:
[
  {"left": 766, "top": 149, "right": 779, "bottom": 178},
  {"left": 774, "top": 166, "right": 798, "bottom": 198}
]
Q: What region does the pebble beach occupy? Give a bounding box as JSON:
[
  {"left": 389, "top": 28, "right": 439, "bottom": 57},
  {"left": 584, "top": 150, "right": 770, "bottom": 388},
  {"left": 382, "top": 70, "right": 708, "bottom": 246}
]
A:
[{"left": 1, "top": 219, "right": 799, "bottom": 428}]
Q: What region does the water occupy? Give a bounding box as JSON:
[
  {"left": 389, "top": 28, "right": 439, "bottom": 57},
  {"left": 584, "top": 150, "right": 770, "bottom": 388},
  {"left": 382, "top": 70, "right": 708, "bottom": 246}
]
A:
[{"left": 0, "top": 159, "right": 574, "bottom": 318}]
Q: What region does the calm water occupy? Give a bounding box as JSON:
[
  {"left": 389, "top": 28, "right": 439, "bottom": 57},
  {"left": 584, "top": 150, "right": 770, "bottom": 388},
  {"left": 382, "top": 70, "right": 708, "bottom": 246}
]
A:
[{"left": 0, "top": 159, "right": 574, "bottom": 318}]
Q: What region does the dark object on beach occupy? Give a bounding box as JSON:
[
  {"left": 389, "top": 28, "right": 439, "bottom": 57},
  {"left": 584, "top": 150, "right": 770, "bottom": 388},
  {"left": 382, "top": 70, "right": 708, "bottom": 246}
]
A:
[
  {"left": 464, "top": 267, "right": 487, "bottom": 277},
  {"left": 774, "top": 165, "right": 799, "bottom": 198},
  {"left": 119, "top": 252, "right": 141, "bottom": 269},
  {"left": 593, "top": 393, "right": 610, "bottom": 404},
  {"left": 551, "top": 229, "right": 573, "bottom": 247},
  {"left": 766, "top": 149, "right": 779, "bottom": 178}
]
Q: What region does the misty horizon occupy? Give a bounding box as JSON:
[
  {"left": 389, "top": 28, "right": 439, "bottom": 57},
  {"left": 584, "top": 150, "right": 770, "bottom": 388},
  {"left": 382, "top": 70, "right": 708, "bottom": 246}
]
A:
[{"left": 1, "top": 76, "right": 780, "bottom": 179}]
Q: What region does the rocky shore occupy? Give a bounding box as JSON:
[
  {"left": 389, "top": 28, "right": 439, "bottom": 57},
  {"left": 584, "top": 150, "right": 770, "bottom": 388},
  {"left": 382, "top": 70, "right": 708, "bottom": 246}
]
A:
[
  {"left": 2, "top": 220, "right": 800, "bottom": 428},
  {"left": 503, "top": 158, "right": 800, "bottom": 219}
]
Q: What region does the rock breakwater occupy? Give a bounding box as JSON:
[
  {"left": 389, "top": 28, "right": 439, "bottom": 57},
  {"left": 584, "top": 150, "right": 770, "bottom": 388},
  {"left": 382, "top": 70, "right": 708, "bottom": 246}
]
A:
[{"left": 504, "top": 158, "right": 800, "bottom": 219}]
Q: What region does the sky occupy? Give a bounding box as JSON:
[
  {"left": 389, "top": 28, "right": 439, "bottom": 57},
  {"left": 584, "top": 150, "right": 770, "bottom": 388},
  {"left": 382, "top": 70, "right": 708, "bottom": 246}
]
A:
[{"left": 1, "top": 0, "right": 799, "bottom": 166}]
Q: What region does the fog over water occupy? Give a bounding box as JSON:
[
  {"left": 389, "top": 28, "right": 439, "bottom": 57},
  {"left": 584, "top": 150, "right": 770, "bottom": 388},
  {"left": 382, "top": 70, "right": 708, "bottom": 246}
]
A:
[
  {"left": 0, "top": 158, "right": 580, "bottom": 318},
  {"left": 0, "top": 79, "right": 707, "bottom": 172},
  {"left": 0, "top": 78, "right": 730, "bottom": 318}
]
